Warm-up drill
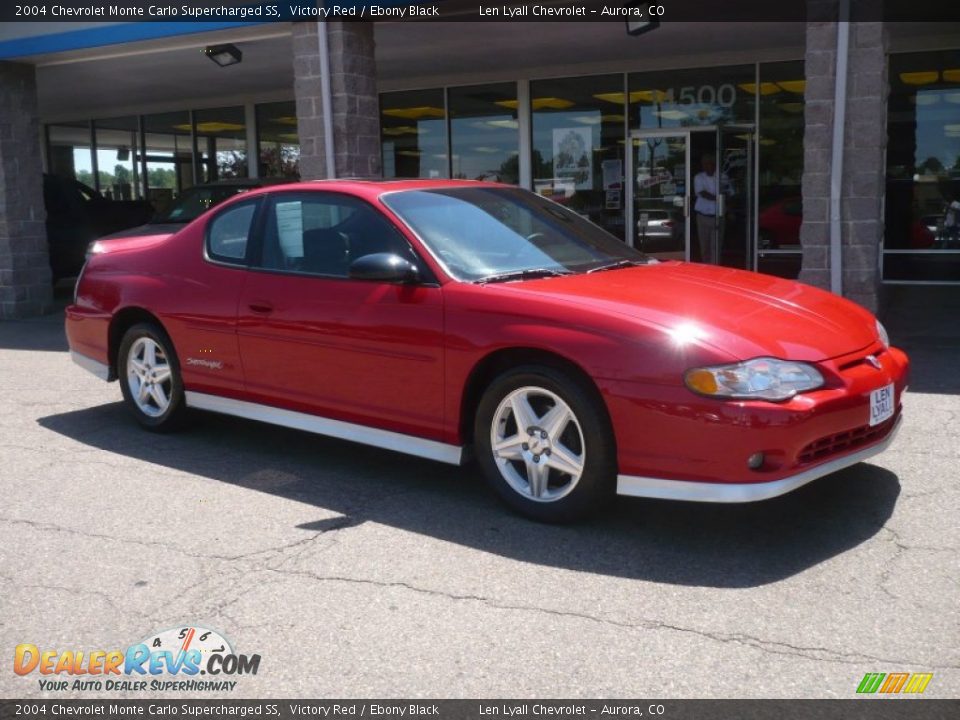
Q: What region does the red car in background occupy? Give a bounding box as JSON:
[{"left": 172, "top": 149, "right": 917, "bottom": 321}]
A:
[
  {"left": 759, "top": 196, "right": 935, "bottom": 250},
  {"left": 66, "top": 180, "right": 907, "bottom": 522}
]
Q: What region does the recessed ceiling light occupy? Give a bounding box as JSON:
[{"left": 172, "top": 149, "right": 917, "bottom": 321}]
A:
[{"left": 900, "top": 71, "right": 939, "bottom": 86}]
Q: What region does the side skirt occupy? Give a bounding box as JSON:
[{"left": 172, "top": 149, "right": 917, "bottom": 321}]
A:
[{"left": 185, "top": 391, "right": 464, "bottom": 466}]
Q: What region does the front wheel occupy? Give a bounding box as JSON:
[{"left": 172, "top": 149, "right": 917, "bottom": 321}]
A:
[
  {"left": 474, "top": 366, "right": 617, "bottom": 522},
  {"left": 118, "top": 322, "right": 187, "bottom": 432}
]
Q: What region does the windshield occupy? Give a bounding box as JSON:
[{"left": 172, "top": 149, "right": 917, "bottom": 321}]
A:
[
  {"left": 382, "top": 187, "right": 646, "bottom": 281},
  {"left": 155, "top": 185, "right": 254, "bottom": 224}
]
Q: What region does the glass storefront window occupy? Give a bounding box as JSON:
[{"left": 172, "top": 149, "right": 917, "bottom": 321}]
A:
[
  {"left": 94, "top": 116, "right": 142, "bottom": 200},
  {"left": 193, "top": 106, "right": 248, "bottom": 182},
  {"left": 47, "top": 122, "right": 93, "bottom": 188},
  {"left": 531, "top": 74, "right": 627, "bottom": 239},
  {"left": 627, "top": 65, "right": 755, "bottom": 132},
  {"left": 256, "top": 101, "right": 300, "bottom": 179},
  {"left": 886, "top": 50, "right": 960, "bottom": 282},
  {"left": 448, "top": 83, "right": 519, "bottom": 184},
  {"left": 381, "top": 88, "right": 449, "bottom": 179},
  {"left": 142, "top": 111, "right": 192, "bottom": 217},
  {"left": 756, "top": 61, "right": 805, "bottom": 279}
]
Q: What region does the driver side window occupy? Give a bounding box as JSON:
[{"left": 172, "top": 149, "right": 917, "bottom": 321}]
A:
[{"left": 258, "top": 192, "right": 416, "bottom": 278}]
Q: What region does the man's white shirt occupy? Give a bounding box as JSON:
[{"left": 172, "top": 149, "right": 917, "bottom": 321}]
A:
[{"left": 694, "top": 171, "right": 718, "bottom": 215}]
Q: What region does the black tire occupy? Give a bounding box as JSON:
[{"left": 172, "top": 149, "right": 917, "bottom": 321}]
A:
[
  {"left": 117, "top": 322, "right": 187, "bottom": 432},
  {"left": 474, "top": 365, "right": 617, "bottom": 523}
]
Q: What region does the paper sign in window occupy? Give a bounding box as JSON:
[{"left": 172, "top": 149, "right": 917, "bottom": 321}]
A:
[{"left": 275, "top": 201, "right": 304, "bottom": 258}]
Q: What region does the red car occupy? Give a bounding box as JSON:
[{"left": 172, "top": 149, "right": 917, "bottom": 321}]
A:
[{"left": 66, "top": 180, "right": 907, "bottom": 522}]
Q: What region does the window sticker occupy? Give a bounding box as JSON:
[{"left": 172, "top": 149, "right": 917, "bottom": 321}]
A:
[{"left": 275, "top": 201, "right": 304, "bottom": 258}]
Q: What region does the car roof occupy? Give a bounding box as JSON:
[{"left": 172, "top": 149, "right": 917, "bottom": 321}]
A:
[{"left": 235, "top": 177, "right": 509, "bottom": 202}]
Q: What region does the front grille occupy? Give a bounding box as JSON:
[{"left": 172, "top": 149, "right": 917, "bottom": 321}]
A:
[{"left": 797, "top": 414, "right": 897, "bottom": 465}]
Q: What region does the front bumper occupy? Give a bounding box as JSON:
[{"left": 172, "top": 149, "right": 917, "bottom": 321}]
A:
[
  {"left": 602, "top": 341, "right": 909, "bottom": 500},
  {"left": 616, "top": 414, "right": 902, "bottom": 502}
]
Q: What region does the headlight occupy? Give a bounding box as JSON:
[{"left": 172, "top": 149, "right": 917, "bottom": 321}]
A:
[
  {"left": 876, "top": 319, "right": 889, "bottom": 348},
  {"left": 685, "top": 358, "right": 824, "bottom": 401}
]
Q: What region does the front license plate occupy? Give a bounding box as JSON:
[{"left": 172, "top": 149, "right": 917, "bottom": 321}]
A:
[{"left": 869, "top": 383, "right": 895, "bottom": 426}]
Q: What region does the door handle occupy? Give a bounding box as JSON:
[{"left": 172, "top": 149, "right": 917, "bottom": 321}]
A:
[{"left": 248, "top": 301, "right": 274, "bottom": 315}]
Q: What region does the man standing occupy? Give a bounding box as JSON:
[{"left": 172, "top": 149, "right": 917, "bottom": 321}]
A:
[{"left": 694, "top": 153, "right": 719, "bottom": 264}]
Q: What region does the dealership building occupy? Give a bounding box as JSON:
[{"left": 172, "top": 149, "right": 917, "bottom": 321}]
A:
[{"left": 1, "top": 3, "right": 959, "bottom": 318}]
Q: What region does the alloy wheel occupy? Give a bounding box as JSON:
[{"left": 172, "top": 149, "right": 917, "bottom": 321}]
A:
[
  {"left": 126, "top": 337, "right": 173, "bottom": 418},
  {"left": 490, "top": 386, "right": 586, "bottom": 502}
]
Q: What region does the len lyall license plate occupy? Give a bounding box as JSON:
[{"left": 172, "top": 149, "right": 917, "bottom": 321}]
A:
[{"left": 869, "top": 383, "right": 895, "bottom": 426}]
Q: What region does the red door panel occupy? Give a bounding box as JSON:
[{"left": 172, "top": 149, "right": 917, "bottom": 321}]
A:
[{"left": 237, "top": 273, "right": 445, "bottom": 440}]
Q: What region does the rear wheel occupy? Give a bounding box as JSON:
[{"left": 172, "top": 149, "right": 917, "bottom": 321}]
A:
[
  {"left": 474, "top": 366, "right": 616, "bottom": 522},
  {"left": 118, "top": 322, "right": 186, "bottom": 431}
]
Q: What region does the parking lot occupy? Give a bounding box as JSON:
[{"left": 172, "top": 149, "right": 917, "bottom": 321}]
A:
[{"left": 1, "top": 289, "right": 958, "bottom": 699}]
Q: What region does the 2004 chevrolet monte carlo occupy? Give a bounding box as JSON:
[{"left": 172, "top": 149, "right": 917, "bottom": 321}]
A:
[{"left": 66, "top": 180, "right": 908, "bottom": 522}]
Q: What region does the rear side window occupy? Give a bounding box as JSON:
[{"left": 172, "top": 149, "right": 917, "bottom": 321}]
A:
[{"left": 207, "top": 201, "right": 257, "bottom": 263}]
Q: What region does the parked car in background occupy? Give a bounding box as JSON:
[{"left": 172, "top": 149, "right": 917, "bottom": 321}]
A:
[
  {"left": 758, "top": 196, "right": 802, "bottom": 250},
  {"left": 100, "top": 178, "right": 289, "bottom": 241},
  {"left": 635, "top": 208, "right": 681, "bottom": 253},
  {"left": 44, "top": 174, "right": 153, "bottom": 281},
  {"left": 66, "top": 180, "right": 907, "bottom": 523}
]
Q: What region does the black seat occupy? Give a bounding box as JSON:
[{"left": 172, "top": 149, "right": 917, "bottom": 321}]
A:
[{"left": 302, "top": 227, "right": 349, "bottom": 276}]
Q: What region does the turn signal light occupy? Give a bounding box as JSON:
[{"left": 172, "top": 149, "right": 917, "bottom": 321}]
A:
[{"left": 685, "top": 369, "right": 718, "bottom": 395}]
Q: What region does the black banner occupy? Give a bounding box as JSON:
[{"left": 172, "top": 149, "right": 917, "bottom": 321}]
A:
[
  {"left": 4, "top": 0, "right": 960, "bottom": 24},
  {"left": 0, "top": 700, "right": 959, "bottom": 720}
]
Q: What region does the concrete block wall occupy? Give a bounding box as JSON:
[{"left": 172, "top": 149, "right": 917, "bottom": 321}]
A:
[
  {"left": 0, "top": 61, "right": 52, "bottom": 319},
  {"left": 842, "top": 21, "right": 888, "bottom": 312},
  {"left": 799, "top": 6, "right": 889, "bottom": 313},
  {"left": 292, "top": 21, "right": 381, "bottom": 180}
]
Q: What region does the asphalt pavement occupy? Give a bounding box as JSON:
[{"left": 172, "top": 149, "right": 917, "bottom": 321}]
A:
[{"left": 0, "top": 288, "right": 957, "bottom": 699}]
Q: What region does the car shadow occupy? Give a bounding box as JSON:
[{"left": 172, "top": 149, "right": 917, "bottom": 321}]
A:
[{"left": 37, "top": 402, "right": 900, "bottom": 589}]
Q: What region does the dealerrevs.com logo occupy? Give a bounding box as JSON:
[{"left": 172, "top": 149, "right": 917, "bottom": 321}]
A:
[{"left": 13, "top": 626, "right": 260, "bottom": 693}]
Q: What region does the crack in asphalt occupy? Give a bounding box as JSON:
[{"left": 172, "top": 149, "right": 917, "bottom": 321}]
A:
[
  {"left": 0, "top": 571, "right": 157, "bottom": 625},
  {"left": 874, "top": 524, "right": 958, "bottom": 602},
  {"left": 4, "top": 513, "right": 959, "bottom": 674},
  {"left": 255, "top": 565, "right": 960, "bottom": 671},
  {"left": 0, "top": 515, "right": 344, "bottom": 565}
]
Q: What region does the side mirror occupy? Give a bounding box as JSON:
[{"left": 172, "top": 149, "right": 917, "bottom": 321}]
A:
[{"left": 348, "top": 253, "right": 420, "bottom": 283}]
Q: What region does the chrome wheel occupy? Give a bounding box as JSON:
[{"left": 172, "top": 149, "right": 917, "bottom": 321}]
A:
[
  {"left": 126, "top": 337, "right": 173, "bottom": 418},
  {"left": 490, "top": 386, "right": 586, "bottom": 503}
]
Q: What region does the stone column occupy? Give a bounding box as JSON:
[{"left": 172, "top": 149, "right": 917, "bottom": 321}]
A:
[
  {"left": 841, "top": 21, "right": 888, "bottom": 312},
  {"left": 292, "top": 21, "right": 381, "bottom": 180},
  {"left": 0, "top": 61, "right": 52, "bottom": 319},
  {"left": 799, "top": 4, "right": 889, "bottom": 313}
]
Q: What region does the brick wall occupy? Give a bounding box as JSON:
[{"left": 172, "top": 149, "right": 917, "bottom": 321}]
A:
[
  {"left": 0, "top": 61, "right": 52, "bottom": 319},
  {"left": 292, "top": 21, "right": 381, "bottom": 180},
  {"left": 799, "top": 9, "right": 889, "bottom": 313}
]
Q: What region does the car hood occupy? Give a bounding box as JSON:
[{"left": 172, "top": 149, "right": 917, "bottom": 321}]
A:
[
  {"left": 499, "top": 261, "right": 877, "bottom": 362},
  {"left": 97, "top": 223, "right": 185, "bottom": 241}
]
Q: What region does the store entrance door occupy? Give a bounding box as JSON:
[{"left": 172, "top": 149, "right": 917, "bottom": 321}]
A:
[
  {"left": 627, "top": 126, "right": 754, "bottom": 269},
  {"left": 627, "top": 130, "right": 689, "bottom": 261}
]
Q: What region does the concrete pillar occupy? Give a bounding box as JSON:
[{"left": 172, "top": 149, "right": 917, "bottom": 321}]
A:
[
  {"left": 292, "top": 21, "right": 382, "bottom": 180},
  {"left": 0, "top": 61, "right": 52, "bottom": 319},
  {"left": 799, "top": 5, "right": 889, "bottom": 312},
  {"left": 840, "top": 21, "right": 888, "bottom": 311}
]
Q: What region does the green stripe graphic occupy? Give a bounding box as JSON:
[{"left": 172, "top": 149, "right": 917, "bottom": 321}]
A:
[{"left": 857, "top": 673, "right": 886, "bottom": 693}]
